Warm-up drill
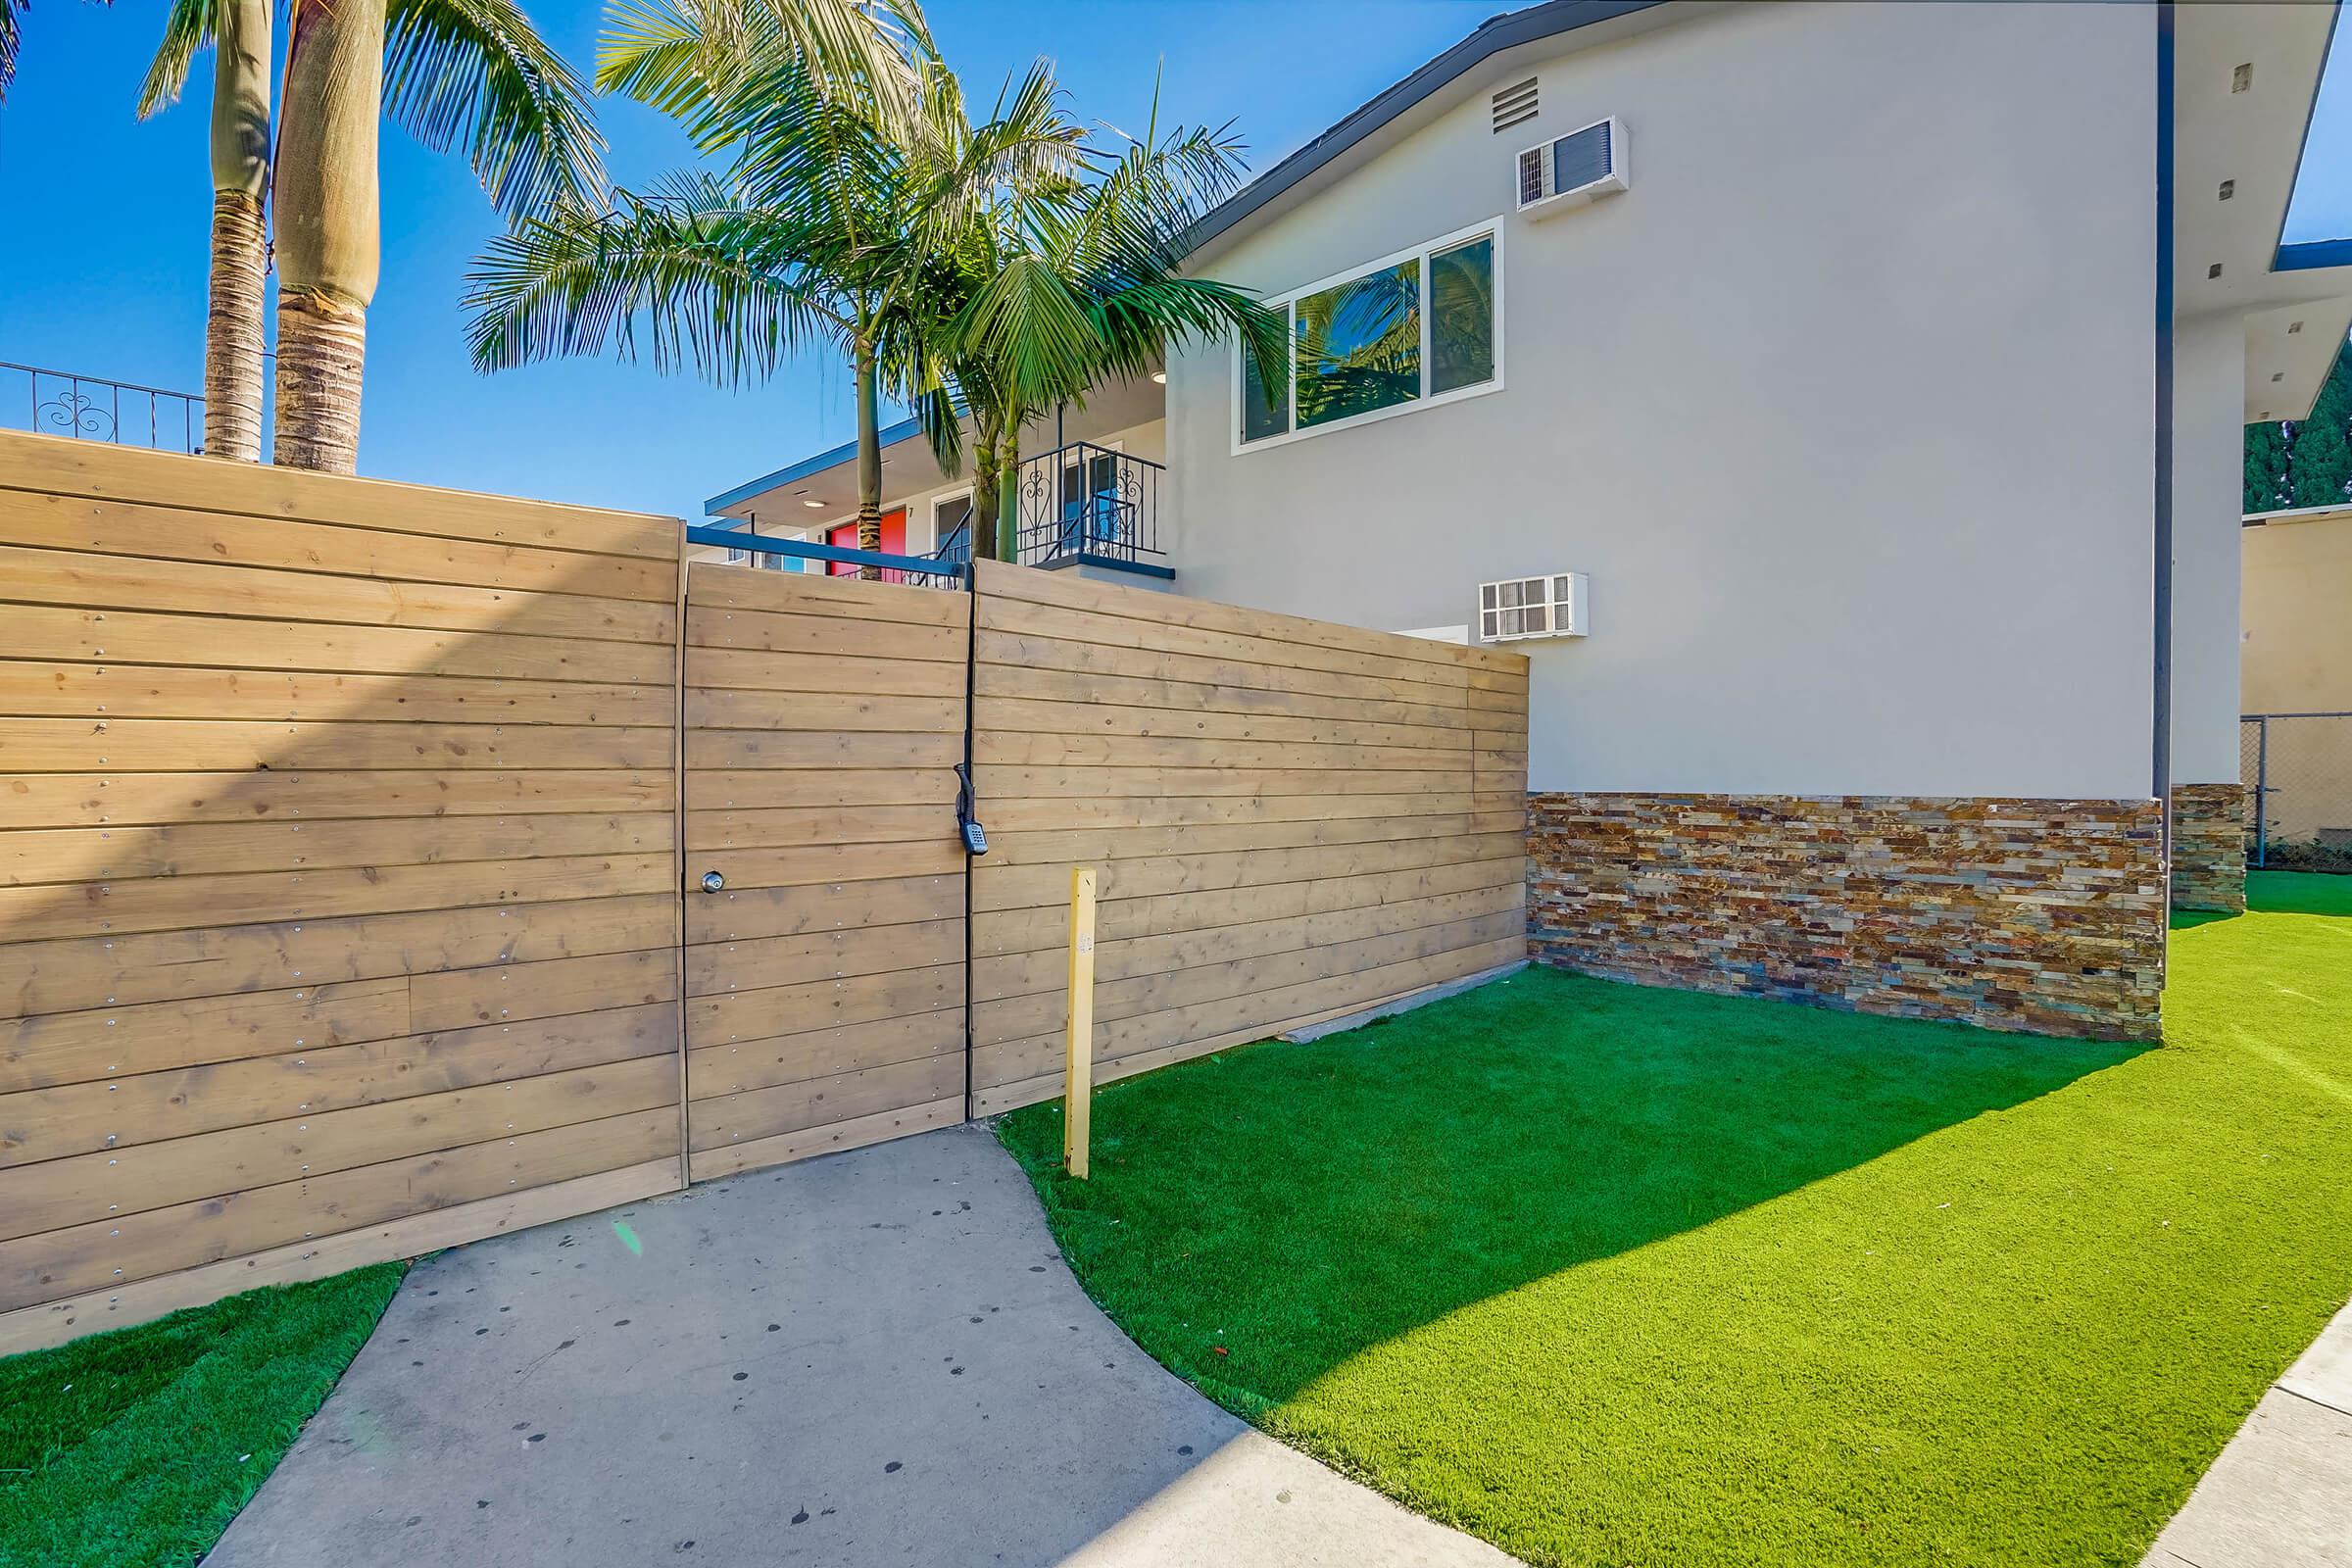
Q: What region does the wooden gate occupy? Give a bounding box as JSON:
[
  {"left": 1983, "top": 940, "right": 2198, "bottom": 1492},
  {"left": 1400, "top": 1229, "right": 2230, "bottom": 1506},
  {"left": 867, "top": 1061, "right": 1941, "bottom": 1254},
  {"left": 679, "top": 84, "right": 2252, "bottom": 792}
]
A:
[{"left": 679, "top": 564, "right": 971, "bottom": 1181}]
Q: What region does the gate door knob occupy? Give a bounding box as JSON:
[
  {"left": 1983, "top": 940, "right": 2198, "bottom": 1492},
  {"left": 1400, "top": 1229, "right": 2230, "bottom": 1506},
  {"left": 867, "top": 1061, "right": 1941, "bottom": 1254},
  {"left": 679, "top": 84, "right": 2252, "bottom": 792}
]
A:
[{"left": 700, "top": 870, "right": 725, "bottom": 894}]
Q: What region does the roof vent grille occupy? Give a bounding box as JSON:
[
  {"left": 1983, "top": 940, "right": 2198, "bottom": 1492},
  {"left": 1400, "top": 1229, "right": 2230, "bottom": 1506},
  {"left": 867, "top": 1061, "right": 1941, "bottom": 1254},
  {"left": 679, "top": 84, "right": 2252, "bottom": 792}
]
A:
[{"left": 1491, "top": 77, "right": 1538, "bottom": 133}]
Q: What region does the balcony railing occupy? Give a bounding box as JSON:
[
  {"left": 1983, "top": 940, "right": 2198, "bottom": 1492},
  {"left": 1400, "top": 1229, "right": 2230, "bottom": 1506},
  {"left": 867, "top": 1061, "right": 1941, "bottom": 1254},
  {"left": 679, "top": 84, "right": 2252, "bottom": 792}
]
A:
[
  {"left": 1011, "top": 442, "right": 1168, "bottom": 574},
  {"left": 931, "top": 514, "right": 973, "bottom": 571},
  {"left": 2, "top": 362, "right": 207, "bottom": 455}
]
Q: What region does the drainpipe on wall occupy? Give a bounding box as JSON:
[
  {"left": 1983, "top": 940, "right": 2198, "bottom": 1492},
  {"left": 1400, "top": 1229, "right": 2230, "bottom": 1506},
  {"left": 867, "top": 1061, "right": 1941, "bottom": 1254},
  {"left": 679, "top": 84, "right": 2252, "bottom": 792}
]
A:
[{"left": 2153, "top": 1, "right": 2177, "bottom": 930}]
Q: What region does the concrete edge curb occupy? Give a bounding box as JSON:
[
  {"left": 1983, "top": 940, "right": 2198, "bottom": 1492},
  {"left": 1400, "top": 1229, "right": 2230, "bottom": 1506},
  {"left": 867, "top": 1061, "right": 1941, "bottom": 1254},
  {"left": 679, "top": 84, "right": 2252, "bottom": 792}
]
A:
[{"left": 1278, "top": 961, "right": 1529, "bottom": 1044}]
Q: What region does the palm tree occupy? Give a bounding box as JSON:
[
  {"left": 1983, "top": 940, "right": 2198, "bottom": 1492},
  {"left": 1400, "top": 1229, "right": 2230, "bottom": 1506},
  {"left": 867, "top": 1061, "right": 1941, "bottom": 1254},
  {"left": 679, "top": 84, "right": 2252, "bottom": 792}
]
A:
[
  {"left": 933, "top": 92, "right": 1287, "bottom": 560},
  {"left": 465, "top": 13, "right": 1048, "bottom": 577},
  {"left": 466, "top": 14, "right": 1283, "bottom": 574},
  {"left": 141, "top": 0, "right": 270, "bottom": 461},
  {"left": 1, "top": 0, "right": 31, "bottom": 100},
  {"left": 869, "top": 61, "right": 1083, "bottom": 561},
  {"left": 139, "top": 0, "right": 611, "bottom": 472}
]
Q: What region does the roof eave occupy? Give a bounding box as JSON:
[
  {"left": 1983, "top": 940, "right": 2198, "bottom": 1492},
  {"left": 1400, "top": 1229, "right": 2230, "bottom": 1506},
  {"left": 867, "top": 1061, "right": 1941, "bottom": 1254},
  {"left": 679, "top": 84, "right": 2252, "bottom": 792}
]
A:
[
  {"left": 1181, "top": 0, "right": 1675, "bottom": 262},
  {"left": 704, "top": 415, "right": 925, "bottom": 516},
  {"left": 2277, "top": 238, "right": 2352, "bottom": 271}
]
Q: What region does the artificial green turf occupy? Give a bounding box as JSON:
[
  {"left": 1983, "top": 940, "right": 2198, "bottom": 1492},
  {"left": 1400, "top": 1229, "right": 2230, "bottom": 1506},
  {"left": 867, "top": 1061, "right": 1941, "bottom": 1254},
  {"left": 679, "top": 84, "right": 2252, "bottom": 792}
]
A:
[
  {"left": 2247, "top": 866, "right": 2352, "bottom": 917},
  {"left": 999, "top": 872, "right": 2352, "bottom": 1567},
  {"left": 0, "top": 1264, "right": 402, "bottom": 1568}
]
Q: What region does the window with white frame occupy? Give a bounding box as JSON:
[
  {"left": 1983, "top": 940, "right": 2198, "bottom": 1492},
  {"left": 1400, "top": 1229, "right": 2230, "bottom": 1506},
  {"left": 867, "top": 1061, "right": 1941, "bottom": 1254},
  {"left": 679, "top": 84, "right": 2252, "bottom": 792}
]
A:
[{"left": 1236, "top": 220, "right": 1501, "bottom": 449}]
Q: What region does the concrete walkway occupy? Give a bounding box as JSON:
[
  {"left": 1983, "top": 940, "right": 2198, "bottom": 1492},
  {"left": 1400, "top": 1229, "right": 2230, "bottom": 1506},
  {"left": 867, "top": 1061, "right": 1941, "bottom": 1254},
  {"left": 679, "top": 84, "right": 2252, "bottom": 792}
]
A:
[
  {"left": 2141, "top": 1299, "right": 2352, "bottom": 1568},
  {"left": 204, "top": 1124, "right": 1513, "bottom": 1568}
]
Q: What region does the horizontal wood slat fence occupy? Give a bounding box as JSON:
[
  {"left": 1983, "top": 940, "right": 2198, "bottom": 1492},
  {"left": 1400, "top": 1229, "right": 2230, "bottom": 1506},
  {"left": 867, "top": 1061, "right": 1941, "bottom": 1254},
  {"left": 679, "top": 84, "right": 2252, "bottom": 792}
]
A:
[
  {"left": 0, "top": 434, "right": 686, "bottom": 1354},
  {"left": 967, "top": 560, "right": 1530, "bottom": 1112},
  {"left": 0, "top": 432, "right": 1530, "bottom": 1354}
]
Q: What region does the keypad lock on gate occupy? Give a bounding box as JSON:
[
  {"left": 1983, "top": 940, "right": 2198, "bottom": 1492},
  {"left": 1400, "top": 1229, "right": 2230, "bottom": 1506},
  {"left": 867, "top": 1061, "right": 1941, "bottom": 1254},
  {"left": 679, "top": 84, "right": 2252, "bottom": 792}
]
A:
[{"left": 955, "top": 762, "right": 988, "bottom": 857}]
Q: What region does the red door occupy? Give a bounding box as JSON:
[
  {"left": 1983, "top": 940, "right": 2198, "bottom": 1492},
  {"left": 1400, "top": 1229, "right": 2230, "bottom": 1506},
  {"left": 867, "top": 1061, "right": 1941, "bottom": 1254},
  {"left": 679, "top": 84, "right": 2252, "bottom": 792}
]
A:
[{"left": 827, "top": 509, "right": 906, "bottom": 576}]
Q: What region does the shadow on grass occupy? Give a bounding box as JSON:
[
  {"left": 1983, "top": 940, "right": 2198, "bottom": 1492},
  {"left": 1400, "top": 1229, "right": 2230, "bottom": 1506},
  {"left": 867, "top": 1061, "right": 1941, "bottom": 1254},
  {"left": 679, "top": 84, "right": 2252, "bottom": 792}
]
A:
[
  {"left": 0, "top": 1264, "right": 401, "bottom": 1568},
  {"left": 2171, "top": 870, "right": 2352, "bottom": 931},
  {"left": 2245, "top": 868, "right": 2352, "bottom": 919},
  {"left": 998, "top": 965, "right": 2139, "bottom": 1415}
]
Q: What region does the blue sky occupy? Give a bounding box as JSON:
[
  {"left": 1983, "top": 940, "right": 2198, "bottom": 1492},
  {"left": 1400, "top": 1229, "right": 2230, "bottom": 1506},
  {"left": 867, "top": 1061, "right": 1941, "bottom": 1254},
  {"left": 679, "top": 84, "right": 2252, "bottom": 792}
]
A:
[
  {"left": 5, "top": 1, "right": 2351, "bottom": 520},
  {"left": 0, "top": 0, "right": 1482, "bottom": 520},
  {"left": 2285, "top": 12, "right": 2352, "bottom": 243}
]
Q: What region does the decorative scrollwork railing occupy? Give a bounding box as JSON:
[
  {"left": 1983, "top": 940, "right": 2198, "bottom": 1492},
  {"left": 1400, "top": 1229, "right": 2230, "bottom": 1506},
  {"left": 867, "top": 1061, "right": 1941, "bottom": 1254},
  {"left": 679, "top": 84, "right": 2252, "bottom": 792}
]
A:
[
  {"left": 1009, "top": 441, "right": 1166, "bottom": 570},
  {"left": 2, "top": 361, "right": 206, "bottom": 455}
]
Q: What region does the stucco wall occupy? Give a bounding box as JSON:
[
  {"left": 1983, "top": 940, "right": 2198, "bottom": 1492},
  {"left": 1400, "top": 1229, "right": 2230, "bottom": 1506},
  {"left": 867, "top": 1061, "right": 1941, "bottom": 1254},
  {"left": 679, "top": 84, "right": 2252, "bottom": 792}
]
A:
[
  {"left": 2172, "top": 314, "right": 2247, "bottom": 784},
  {"left": 2243, "top": 514, "right": 2352, "bottom": 712},
  {"left": 1165, "top": 0, "right": 2160, "bottom": 799}
]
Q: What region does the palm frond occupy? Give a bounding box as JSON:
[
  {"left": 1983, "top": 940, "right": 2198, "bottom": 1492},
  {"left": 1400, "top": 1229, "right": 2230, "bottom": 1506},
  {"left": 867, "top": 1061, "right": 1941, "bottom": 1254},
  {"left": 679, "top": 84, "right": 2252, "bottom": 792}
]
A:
[
  {"left": 953, "top": 250, "right": 1107, "bottom": 413},
  {"left": 909, "top": 378, "right": 963, "bottom": 477},
  {"left": 384, "top": 0, "right": 607, "bottom": 219},
  {"left": 464, "top": 177, "right": 837, "bottom": 381},
  {"left": 970, "top": 61, "right": 1087, "bottom": 190},
  {"left": 136, "top": 0, "right": 212, "bottom": 116},
  {"left": 598, "top": 0, "right": 931, "bottom": 136},
  {"left": 706, "top": 47, "right": 899, "bottom": 236},
  {"left": 596, "top": 0, "right": 747, "bottom": 120},
  {"left": 0, "top": 0, "right": 25, "bottom": 101}
]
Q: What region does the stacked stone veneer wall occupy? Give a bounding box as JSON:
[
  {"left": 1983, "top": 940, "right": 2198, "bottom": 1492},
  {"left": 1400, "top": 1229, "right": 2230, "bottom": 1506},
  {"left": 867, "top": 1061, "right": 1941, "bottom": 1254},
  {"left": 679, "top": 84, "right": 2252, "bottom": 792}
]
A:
[
  {"left": 1527, "top": 794, "right": 2167, "bottom": 1042},
  {"left": 2169, "top": 783, "right": 2248, "bottom": 914}
]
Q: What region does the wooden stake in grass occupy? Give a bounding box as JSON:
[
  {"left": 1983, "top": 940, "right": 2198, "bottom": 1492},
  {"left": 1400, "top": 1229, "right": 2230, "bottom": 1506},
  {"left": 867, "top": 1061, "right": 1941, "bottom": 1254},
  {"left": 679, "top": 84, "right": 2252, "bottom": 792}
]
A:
[{"left": 1063, "top": 864, "right": 1098, "bottom": 1179}]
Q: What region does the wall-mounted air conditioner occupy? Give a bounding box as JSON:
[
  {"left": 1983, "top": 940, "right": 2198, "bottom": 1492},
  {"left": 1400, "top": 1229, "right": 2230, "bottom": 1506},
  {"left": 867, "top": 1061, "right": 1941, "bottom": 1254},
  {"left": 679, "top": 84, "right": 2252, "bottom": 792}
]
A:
[
  {"left": 1478, "top": 573, "right": 1589, "bottom": 642},
  {"left": 1516, "top": 117, "right": 1626, "bottom": 217}
]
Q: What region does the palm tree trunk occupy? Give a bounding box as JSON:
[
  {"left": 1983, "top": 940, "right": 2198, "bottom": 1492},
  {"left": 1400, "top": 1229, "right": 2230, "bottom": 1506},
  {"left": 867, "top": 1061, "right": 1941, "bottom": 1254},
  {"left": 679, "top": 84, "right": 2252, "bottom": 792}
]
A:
[
  {"left": 970, "top": 427, "right": 1000, "bottom": 561},
  {"left": 203, "top": 0, "right": 270, "bottom": 463},
  {"left": 853, "top": 339, "right": 882, "bottom": 582},
  {"left": 272, "top": 0, "right": 383, "bottom": 474},
  {"left": 996, "top": 422, "right": 1021, "bottom": 564}
]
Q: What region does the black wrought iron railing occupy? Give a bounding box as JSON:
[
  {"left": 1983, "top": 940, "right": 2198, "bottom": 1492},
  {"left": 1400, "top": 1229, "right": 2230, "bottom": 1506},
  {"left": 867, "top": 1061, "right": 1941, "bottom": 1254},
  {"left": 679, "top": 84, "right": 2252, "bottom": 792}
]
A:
[
  {"left": 1010, "top": 441, "right": 1166, "bottom": 571},
  {"left": 2, "top": 361, "right": 207, "bottom": 455},
  {"left": 930, "top": 514, "right": 973, "bottom": 570}
]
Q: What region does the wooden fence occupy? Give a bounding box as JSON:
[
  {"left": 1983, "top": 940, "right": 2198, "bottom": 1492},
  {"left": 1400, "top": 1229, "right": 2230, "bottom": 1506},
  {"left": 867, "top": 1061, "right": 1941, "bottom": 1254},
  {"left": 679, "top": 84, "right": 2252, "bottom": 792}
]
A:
[
  {"left": 680, "top": 566, "right": 969, "bottom": 1180},
  {"left": 967, "top": 560, "right": 1530, "bottom": 1111},
  {"left": 0, "top": 434, "right": 685, "bottom": 1352},
  {"left": 0, "top": 431, "right": 1530, "bottom": 1353}
]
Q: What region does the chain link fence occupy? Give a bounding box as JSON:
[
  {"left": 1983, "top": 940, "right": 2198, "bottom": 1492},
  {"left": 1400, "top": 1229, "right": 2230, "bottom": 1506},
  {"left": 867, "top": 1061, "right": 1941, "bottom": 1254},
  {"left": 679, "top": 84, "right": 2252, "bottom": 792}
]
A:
[{"left": 2241, "top": 712, "right": 2352, "bottom": 873}]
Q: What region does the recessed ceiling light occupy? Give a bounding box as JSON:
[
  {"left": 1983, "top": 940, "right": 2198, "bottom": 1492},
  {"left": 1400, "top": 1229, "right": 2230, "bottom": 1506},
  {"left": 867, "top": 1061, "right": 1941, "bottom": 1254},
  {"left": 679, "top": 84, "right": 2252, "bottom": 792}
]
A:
[
  {"left": 2233, "top": 63, "right": 2253, "bottom": 93},
  {"left": 803, "top": 499, "right": 825, "bottom": 508},
  {"left": 2289, "top": 320, "right": 2304, "bottom": 334},
  {"left": 2273, "top": 371, "right": 2286, "bottom": 382},
  {"left": 2219, "top": 179, "right": 2235, "bottom": 201},
  {"left": 2208, "top": 263, "right": 2224, "bottom": 279},
  {"left": 1151, "top": 371, "right": 1167, "bottom": 384}
]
